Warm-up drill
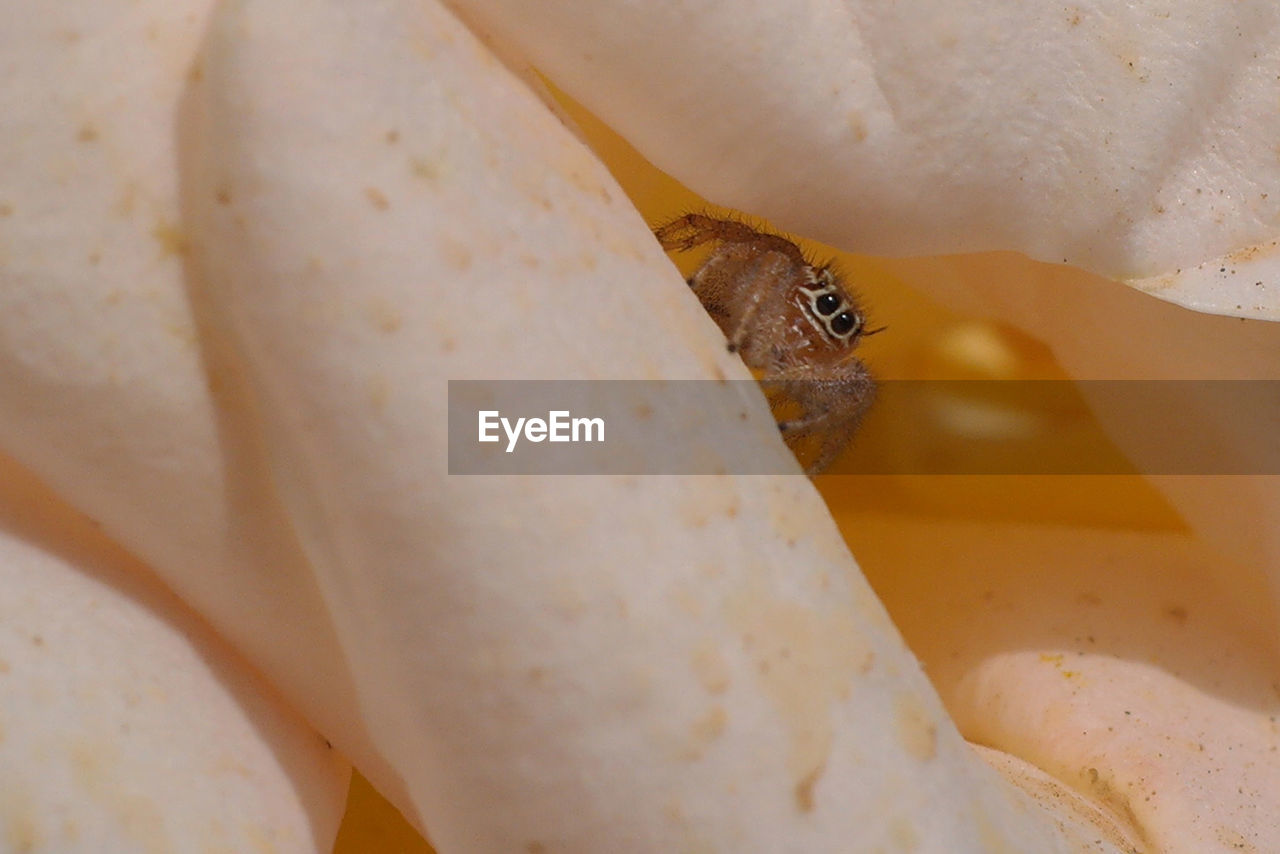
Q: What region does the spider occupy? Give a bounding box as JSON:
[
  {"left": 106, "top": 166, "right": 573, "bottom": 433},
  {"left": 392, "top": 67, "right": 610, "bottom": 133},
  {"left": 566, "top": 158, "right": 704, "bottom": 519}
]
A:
[{"left": 654, "top": 213, "right": 882, "bottom": 473}]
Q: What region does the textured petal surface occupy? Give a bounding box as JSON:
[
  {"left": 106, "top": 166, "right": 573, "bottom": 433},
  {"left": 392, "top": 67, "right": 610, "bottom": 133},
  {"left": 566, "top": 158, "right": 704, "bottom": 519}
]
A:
[
  {"left": 859, "top": 250, "right": 1280, "bottom": 849},
  {"left": 449, "top": 0, "right": 1280, "bottom": 317},
  {"left": 1127, "top": 238, "right": 1280, "bottom": 319},
  {"left": 189, "top": 0, "right": 1128, "bottom": 849},
  {"left": 846, "top": 509, "right": 1280, "bottom": 854},
  {"left": 4, "top": 0, "right": 1274, "bottom": 849},
  {"left": 0, "top": 0, "right": 397, "bottom": 820},
  {"left": 0, "top": 455, "right": 348, "bottom": 852}
]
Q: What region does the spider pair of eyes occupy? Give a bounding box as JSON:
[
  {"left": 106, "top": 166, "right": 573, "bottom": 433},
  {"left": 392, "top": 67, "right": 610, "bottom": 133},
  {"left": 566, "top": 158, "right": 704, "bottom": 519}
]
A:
[
  {"left": 812, "top": 290, "right": 860, "bottom": 336},
  {"left": 802, "top": 273, "right": 863, "bottom": 341}
]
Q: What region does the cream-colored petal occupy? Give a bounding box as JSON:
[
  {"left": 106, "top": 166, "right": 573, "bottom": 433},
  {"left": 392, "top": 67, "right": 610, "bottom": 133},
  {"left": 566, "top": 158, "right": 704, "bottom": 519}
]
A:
[
  {"left": 1127, "top": 238, "right": 1280, "bottom": 320},
  {"left": 863, "top": 515, "right": 1280, "bottom": 853},
  {"left": 0, "top": 454, "right": 348, "bottom": 852},
  {"left": 852, "top": 243, "right": 1280, "bottom": 853},
  {"left": 449, "top": 0, "right": 1280, "bottom": 317},
  {"left": 192, "top": 0, "right": 1124, "bottom": 848},
  {"left": 0, "top": 0, "right": 404, "bottom": 806}
]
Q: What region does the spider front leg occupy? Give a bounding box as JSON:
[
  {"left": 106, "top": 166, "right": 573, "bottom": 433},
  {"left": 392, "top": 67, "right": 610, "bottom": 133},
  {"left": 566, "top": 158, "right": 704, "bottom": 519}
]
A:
[
  {"left": 762, "top": 360, "right": 875, "bottom": 474},
  {"left": 654, "top": 214, "right": 808, "bottom": 265},
  {"left": 655, "top": 214, "right": 754, "bottom": 252},
  {"left": 655, "top": 214, "right": 720, "bottom": 252}
]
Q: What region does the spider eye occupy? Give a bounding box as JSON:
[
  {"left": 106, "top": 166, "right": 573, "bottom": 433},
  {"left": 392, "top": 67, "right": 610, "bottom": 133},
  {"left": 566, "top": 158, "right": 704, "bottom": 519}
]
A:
[
  {"left": 830, "top": 311, "right": 858, "bottom": 337},
  {"left": 815, "top": 293, "right": 841, "bottom": 316}
]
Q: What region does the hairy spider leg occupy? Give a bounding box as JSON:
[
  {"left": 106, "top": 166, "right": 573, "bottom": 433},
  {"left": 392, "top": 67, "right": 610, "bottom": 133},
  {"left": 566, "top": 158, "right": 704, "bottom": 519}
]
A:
[
  {"left": 765, "top": 362, "right": 875, "bottom": 434},
  {"left": 765, "top": 364, "right": 874, "bottom": 473},
  {"left": 695, "top": 249, "right": 796, "bottom": 354},
  {"left": 654, "top": 214, "right": 808, "bottom": 266}
]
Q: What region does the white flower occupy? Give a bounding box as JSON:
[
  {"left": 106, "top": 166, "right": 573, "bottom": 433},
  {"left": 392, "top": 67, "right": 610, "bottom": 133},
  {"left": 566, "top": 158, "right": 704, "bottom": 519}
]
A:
[{"left": 0, "top": 0, "right": 1275, "bottom": 851}]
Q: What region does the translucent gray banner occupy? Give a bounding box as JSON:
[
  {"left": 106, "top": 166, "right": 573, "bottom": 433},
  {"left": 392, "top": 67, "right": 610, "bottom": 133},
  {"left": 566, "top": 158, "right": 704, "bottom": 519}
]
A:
[{"left": 447, "top": 380, "right": 1280, "bottom": 475}]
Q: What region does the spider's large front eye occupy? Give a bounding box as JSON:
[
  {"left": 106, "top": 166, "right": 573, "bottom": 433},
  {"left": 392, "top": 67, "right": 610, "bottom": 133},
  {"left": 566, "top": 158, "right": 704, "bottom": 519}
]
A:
[
  {"left": 831, "top": 311, "right": 858, "bottom": 336},
  {"left": 815, "top": 292, "right": 841, "bottom": 315}
]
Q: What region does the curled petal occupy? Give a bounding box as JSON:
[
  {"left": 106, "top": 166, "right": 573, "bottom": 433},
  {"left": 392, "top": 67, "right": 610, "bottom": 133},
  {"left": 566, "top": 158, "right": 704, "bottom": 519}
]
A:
[
  {"left": 450, "top": 0, "right": 1280, "bottom": 317},
  {"left": 0, "top": 0, "right": 401, "bottom": 813},
  {"left": 191, "top": 0, "right": 1129, "bottom": 848},
  {"left": 0, "top": 457, "right": 348, "bottom": 851}
]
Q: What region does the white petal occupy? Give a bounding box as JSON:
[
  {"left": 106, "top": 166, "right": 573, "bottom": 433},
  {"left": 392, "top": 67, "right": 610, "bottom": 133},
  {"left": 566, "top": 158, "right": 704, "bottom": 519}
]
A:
[
  {"left": 862, "top": 515, "right": 1280, "bottom": 854},
  {"left": 192, "top": 0, "right": 1122, "bottom": 848},
  {"left": 848, "top": 228, "right": 1280, "bottom": 852},
  {"left": 0, "top": 0, "right": 404, "bottom": 809},
  {"left": 1127, "top": 238, "right": 1280, "bottom": 320},
  {"left": 449, "top": 0, "right": 1280, "bottom": 317},
  {"left": 0, "top": 455, "right": 348, "bottom": 852}
]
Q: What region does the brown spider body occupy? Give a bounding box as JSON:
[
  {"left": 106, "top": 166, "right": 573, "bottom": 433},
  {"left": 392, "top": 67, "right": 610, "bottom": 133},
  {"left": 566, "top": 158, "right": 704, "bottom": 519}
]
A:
[{"left": 654, "top": 214, "right": 879, "bottom": 473}]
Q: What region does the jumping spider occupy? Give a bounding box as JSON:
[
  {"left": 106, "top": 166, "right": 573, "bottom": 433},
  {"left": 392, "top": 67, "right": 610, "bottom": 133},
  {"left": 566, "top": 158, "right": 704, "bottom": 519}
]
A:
[{"left": 654, "top": 213, "right": 882, "bottom": 473}]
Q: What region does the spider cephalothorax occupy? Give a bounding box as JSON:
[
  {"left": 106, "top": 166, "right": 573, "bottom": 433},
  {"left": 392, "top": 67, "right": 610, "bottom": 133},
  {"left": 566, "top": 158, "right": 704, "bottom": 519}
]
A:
[{"left": 654, "top": 213, "right": 881, "bottom": 473}]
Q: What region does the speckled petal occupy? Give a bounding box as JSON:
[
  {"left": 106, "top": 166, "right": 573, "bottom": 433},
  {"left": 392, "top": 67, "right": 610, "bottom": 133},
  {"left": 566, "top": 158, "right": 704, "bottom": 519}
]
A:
[
  {"left": 865, "top": 514, "right": 1280, "bottom": 854},
  {"left": 449, "top": 0, "right": 1280, "bottom": 318},
  {"left": 190, "top": 0, "right": 1128, "bottom": 849},
  {"left": 1127, "top": 238, "right": 1280, "bottom": 320},
  {"left": 0, "top": 0, "right": 393, "bottom": 821},
  {"left": 0, "top": 456, "right": 348, "bottom": 853}
]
